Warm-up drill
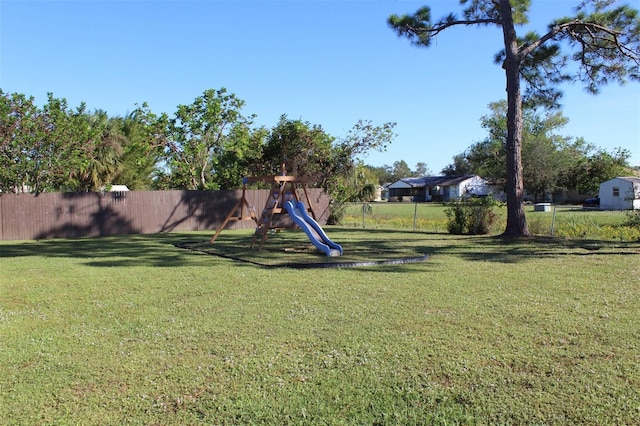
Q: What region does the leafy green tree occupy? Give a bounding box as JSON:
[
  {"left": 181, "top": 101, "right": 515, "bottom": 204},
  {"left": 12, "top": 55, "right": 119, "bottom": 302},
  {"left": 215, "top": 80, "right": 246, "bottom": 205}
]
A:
[
  {"left": 0, "top": 91, "right": 43, "bottom": 193},
  {"left": 165, "top": 88, "right": 255, "bottom": 190},
  {"left": 442, "top": 102, "right": 511, "bottom": 181},
  {"left": 252, "top": 116, "right": 394, "bottom": 223},
  {"left": 252, "top": 115, "right": 335, "bottom": 179},
  {"left": 73, "top": 110, "right": 125, "bottom": 192},
  {"left": 326, "top": 120, "right": 395, "bottom": 222},
  {"left": 414, "top": 161, "right": 432, "bottom": 176},
  {"left": 331, "top": 162, "right": 381, "bottom": 203},
  {"left": 0, "top": 91, "right": 95, "bottom": 193},
  {"left": 480, "top": 100, "right": 575, "bottom": 201},
  {"left": 389, "top": 0, "right": 640, "bottom": 236},
  {"left": 375, "top": 160, "right": 430, "bottom": 181},
  {"left": 390, "top": 160, "right": 412, "bottom": 182},
  {"left": 329, "top": 120, "right": 396, "bottom": 191},
  {"left": 559, "top": 146, "right": 631, "bottom": 195},
  {"left": 446, "top": 100, "right": 631, "bottom": 199},
  {"left": 366, "top": 165, "right": 394, "bottom": 185},
  {"left": 213, "top": 124, "right": 268, "bottom": 189},
  {"left": 36, "top": 94, "right": 94, "bottom": 192},
  {"left": 442, "top": 153, "right": 473, "bottom": 176},
  {"left": 253, "top": 116, "right": 394, "bottom": 189},
  {"left": 116, "top": 104, "right": 170, "bottom": 190},
  {"left": 521, "top": 135, "right": 566, "bottom": 201},
  {"left": 463, "top": 139, "right": 505, "bottom": 182},
  {"left": 351, "top": 163, "right": 381, "bottom": 201}
]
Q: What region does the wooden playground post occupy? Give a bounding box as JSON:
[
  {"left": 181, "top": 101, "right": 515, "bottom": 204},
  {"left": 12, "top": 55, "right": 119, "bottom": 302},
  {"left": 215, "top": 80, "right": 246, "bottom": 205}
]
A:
[
  {"left": 209, "top": 184, "right": 258, "bottom": 243},
  {"left": 250, "top": 175, "right": 305, "bottom": 251},
  {"left": 210, "top": 167, "right": 319, "bottom": 250}
]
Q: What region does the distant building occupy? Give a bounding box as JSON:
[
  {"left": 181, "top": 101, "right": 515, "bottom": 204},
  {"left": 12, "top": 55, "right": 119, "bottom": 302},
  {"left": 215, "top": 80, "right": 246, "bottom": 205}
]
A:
[
  {"left": 102, "top": 185, "right": 130, "bottom": 192},
  {"left": 599, "top": 177, "right": 640, "bottom": 210},
  {"left": 387, "top": 175, "right": 491, "bottom": 202}
]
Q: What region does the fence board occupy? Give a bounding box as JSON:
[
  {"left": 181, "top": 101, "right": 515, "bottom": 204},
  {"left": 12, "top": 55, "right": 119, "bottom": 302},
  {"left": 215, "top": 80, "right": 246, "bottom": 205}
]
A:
[
  {"left": 2, "top": 194, "right": 40, "bottom": 240},
  {"left": 132, "top": 191, "right": 190, "bottom": 234},
  {"left": 0, "top": 189, "right": 328, "bottom": 241}
]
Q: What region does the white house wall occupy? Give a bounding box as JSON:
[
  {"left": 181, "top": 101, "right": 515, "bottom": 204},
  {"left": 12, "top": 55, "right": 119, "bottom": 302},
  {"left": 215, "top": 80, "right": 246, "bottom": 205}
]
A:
[
  {"left": 443, "top": 178, "right": 490, "bottom": 200},
  {"left": 599, "top": 178, "right": 637, "bottom": 210},
  {"left": 459, "top": 176, "right": 492, "bottom": 198}
]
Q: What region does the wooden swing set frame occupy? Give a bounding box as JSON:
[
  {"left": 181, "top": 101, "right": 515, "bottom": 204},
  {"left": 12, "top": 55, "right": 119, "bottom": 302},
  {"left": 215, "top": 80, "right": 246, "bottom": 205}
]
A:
[{"left": 210, "top": 170, "right": 318, "bottom": 251}]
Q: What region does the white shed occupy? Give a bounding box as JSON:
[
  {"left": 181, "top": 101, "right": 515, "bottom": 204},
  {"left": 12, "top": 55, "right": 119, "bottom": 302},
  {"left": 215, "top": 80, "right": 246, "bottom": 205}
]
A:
[{"left": 598, "top": 177, "right": 640, "bottom": 210}]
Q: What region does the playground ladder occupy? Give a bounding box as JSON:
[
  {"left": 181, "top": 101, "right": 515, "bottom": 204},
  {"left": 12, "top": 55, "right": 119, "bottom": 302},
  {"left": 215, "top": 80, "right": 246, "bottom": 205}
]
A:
[{"left": 251, "top": 181, "right": 292, "bottom": 250}]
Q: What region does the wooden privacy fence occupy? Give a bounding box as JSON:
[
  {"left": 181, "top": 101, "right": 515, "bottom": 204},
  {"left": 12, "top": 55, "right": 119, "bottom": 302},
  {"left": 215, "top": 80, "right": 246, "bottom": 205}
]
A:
[{"left": 0, "top": 189, "right": 330, "bottom": 241}]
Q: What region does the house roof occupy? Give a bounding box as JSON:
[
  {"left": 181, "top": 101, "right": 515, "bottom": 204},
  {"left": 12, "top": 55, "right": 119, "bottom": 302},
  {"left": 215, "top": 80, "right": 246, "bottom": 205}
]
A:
[
  {"left": 601, "top": 177, "right": 640, "bottom": 186},
  {"left": 616, "top": 177, "right": 640, "bottom": 185},
  {"left": 388, "top": 175, "right": 480, "bottom": 189},
  {"left": 100, "top": 185, "right": 130, "bottom": 192}
]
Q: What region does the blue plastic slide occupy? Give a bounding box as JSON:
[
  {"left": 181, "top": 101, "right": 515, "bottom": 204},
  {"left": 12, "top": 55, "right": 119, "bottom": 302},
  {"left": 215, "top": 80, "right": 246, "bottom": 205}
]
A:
[{"left": 284, "top": 201, "right": 343, "bottom": 256}]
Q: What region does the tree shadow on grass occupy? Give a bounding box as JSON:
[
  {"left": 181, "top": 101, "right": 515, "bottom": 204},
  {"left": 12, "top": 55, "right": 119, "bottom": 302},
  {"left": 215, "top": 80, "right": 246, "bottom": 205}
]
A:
[
  {"left": 183, "top": 228, "right": 639, "bottom": 269},
  {"left": 0, "top": 233, "right": 209, "bottom": 268},
  {"left": 314, "top": 230, "right": 639, "bottom": 266},
  {"left": 1, "top": 229, "right": 637, "bottom": 270},
  {"left": 453, "top": 235, "right": 640, "bottom": 263},
  {"left": 179, "top": 228, "right": 433, "bottom": 270}
]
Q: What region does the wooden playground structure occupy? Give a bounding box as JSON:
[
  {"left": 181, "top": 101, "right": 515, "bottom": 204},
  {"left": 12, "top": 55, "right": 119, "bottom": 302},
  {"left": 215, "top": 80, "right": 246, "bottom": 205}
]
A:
[{"left": 210, "top": 170, "right": 320, "bottom": 251}]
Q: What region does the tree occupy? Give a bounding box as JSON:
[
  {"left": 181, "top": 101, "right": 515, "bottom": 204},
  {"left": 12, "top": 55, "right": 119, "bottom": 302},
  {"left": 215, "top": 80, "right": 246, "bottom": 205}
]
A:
[
  {"left": 331, "top": 162, "right": 381, "bottom": 203},
  {"left": 414, "top": 161, "right": 432, "bottom": 176},
  {"left": 0, "top": 91, "right": 119, "bottom": 193},
  {"left": 325, "top": 120, "right": 396, "bottom": 222},
  {"left": 445, "top": 100, "right": 631, "bottom": 198},
  {"left": 366, "top": 165, "right": 394, "bottom": 185},
  {"left": 0, "top": 91, "right": 42, "bottom": 193},
  {"left": 442, "top": 153, "right": 473, "bottom": 176},
  {"left": 375, "top": 160, "right": 431, "bottom": 181},
  {"left": 390, "top": 160, "right": 412, "bottom": 182},
  {"left": 74, "top": 110, "right": 125, "bottom": 192},
  {"left": 36, "top": 94, "right": 94, "bottom": 192},
  {"left": 446, "top": 140, "right": 504, "bottom": 181},
  {"left": 559, "top": 146, "right": 631, "bottom": 194},
  {"left": 389, "top": 0, "right": 640, "bottom": 236},
  {"left": 252, "top": 115, "right": 335, "bottom": 179},
  {"left": 473, "top": 100, "right": 576, "bottom": 201},
  {"left": 251, "top": 116, "right": 394, "bottom": 223},
  {"left": 350, "top": 163, "right": 381, "bottom": 201},
  {"left": 165, "top": 88, "right": 255, "bottom": 190},
  {"left": 116, "top": 104, "right": 169, "bottom": 190},
  {"left": 253, "top": 116, "right": 394, "bottom": 191},
  {"left": 213, "top": 124, "right": 268, "bottom": 189}
]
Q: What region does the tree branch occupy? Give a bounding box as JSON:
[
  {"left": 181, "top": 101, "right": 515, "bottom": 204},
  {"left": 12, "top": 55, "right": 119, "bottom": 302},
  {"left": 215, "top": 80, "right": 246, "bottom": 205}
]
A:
[
  {"left": 426, "top": 18, "right": 501, "bottom": 37},
  {"left": 519, "top": 21, "right": 575, "bottom": 58},
  {"left": 520, "top": 19, "right": 637, "bottom": 64}
]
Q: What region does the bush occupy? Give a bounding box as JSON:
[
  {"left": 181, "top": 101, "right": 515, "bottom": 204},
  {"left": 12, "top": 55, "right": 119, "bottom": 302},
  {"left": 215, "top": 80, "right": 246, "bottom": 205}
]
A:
[
  {"left": 623, "top": 209, "right": 640, "bottom": 229},
  {"left": 326, "top": 201, "right": 347, "bottom": 225},
  {"left": 445, "top": 197, "right": 499, "bottom": 235}
]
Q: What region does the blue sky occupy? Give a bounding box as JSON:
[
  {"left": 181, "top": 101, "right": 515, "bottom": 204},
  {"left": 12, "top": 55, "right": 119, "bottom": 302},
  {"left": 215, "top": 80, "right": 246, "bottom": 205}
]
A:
[{"left": 1, "top": 0, "right": 639, "bottom": 173}]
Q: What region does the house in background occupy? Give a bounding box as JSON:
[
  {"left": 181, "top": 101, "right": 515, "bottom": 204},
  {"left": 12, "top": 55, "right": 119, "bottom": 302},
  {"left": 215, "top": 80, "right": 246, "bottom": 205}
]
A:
[
  {"left": 598, "top": 177, "right": 640, "bottom": 210},
  {"left": 387, "top": 175, "right": 491, "bottom": 202}
]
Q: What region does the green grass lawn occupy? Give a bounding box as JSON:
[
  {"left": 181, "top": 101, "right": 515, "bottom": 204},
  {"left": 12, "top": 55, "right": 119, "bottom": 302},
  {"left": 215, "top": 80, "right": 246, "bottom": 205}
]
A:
[
  {"left": 343, "top": 202, "right": 639, "bottom": 240},
  {"left": 1, "top": 221, "right": 639, "bottom": 424}
]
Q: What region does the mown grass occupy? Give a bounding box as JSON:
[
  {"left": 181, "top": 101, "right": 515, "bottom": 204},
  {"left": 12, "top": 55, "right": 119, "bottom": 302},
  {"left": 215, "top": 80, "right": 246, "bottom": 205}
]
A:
[
  {"left": 1, "top": 221, "right": 639, "bottom": 424},
  {"left": 342, "top": 202, "right": 640, "bottom": 240},
  {"left": 184, "top": 228, "right": 429, "bottom": 266}
]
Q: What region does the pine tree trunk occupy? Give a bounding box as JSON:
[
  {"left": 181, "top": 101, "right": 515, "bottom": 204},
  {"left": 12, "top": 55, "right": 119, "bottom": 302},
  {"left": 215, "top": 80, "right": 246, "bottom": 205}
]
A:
[{"left": 499, "top": 0, "right": 530, "bottom": 237}]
